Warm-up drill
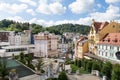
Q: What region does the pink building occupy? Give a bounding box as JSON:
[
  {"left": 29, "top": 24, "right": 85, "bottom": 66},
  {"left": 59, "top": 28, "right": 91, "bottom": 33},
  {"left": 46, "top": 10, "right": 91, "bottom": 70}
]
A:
[{"left": 34, "top": 32, "right": 58, "bottom": 57}]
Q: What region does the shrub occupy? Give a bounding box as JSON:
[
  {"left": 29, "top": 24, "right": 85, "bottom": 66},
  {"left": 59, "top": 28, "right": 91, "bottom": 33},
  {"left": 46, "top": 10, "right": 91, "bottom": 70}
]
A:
[
  {"left": 112, "top": 64, "right": 120, "bottom": 80},
  {"left": 28, "top": 64, "right": 35, "bottom": 70},
  {"left": 14, "top": 55, "right": 19, "bottom": 60},
  {"left": 77, "top": 59, "right": 81, "bottom": 67},
  {"left": 92, "top": 61, "right": 100, "bottom": 71},
  {"left": 46, "top": 78, "right": 58, "bottom": 80},
  {"left": 58, "top": 71, "right": 68, "bottom": 80},
  {"left": 101, "top": 62, "right": 112, "bottom": 79}
]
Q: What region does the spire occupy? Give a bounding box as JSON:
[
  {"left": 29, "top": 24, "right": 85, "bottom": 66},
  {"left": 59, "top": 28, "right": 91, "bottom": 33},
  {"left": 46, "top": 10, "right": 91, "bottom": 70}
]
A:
[{"left": 91, "top": 19, "right": 95, "bottom": 25}]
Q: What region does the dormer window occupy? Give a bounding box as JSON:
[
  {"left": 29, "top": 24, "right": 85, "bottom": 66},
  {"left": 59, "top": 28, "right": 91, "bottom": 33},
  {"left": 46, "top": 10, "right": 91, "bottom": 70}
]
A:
[
  {"left": 115, "top": 39, "right": 118, "bottom": 42},
  {"left": 108, "top": 38, "right": 110, "bottom": 42}
]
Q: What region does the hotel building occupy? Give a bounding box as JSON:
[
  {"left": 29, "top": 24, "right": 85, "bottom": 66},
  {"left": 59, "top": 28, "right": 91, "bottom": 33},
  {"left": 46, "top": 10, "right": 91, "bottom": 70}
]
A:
[
  {"left": 34, "top": 31, "right": 58, "bottom": 57},
  {"left": 97, "top": 33, "right": 120, "bottom": 61}
]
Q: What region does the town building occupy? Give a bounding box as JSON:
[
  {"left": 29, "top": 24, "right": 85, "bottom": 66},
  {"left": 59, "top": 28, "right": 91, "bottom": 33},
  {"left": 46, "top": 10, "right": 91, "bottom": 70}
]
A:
[
  {"left": 0, "top": 42, "right": 35, "bottom": 57},
  {"left": 97, "top": 33, "right": 120, "bottom": 61},
  {"left": 0, "top": 31, "right": 14, "bottom": 42},
  {"left": 63, "top": 32, "right": 74, "bottom": 39},
  {"left": 0, "top": 30, "right": 34, "bottom": 57},
  {"left": 34, "top": 31, "right": 58, "bottom": 57},
  {"left": 88, "top": 19, "right": 109, "bottom": 55},
  {"left": 75, "top": 36, "right": 89, "bottom": 59},
  {"left": 88, "top": 20, "right": 120, "bottom": 55},
  {"left": 58, "top": 43, "right": 69, "bottom": 54},
  {"left": 8, "top": 30, "right": 31, "bottom": 45}
]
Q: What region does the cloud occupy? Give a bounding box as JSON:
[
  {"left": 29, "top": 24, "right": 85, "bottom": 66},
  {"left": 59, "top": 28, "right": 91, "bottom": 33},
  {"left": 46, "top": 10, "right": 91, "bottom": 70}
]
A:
[
  {"left": 0, "top": 2, "right": 28, "bottom": 14},
  {"left": 18, "top": 0, "right": 37, "bottom": 6},
  {"left": 69, "top": 0, "right": 95, "bottom": 14},
  {"left": 90, "top": 5, "right": 120, "bottom": 21},
  {"left": 26, "top": 9, "right": 36, "bottom": 16},
  {"left": 29, "top": 17, "right": 91, "bottom": 27},
  {"left": 30, "top": 5, "right": 120, "bottom": 26},
  {"left": 105, "top": 0, "right": 120, "bottom": 4},
  {"left": 36, "top": 1, "right": 66, "bottom": 15},
  {"left": 6, "top": 16, "right": 26, "bottom": 22}
]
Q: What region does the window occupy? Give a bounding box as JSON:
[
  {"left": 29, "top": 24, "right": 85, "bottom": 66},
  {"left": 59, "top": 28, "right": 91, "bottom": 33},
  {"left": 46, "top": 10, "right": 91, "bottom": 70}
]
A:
[
  {"left": 113, "top": 25, "right": 115, "bottom": 28},
  {"left": 115, "top": 39, "right": 118, "bottom": 42},
  {"left": 105, "top": 52, "right": 107, "bottom": 57},
  {"left": 117, "top": 47, "right": 119, "bottom": 51}
]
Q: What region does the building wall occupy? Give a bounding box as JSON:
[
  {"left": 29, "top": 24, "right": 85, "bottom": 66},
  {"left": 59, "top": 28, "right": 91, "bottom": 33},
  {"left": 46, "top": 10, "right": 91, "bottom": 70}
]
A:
[
  {"left": 0, "top": 45, "right": 35, "bottom": 57},
  {"left": 34, "top": 40, "right": 48, "bottom": 57},
  {"left": 76, "top": 41, "right": 88, "bottom": 59},
  {"left": 88, "top": 25, "right": 98, "bottom": 55},
  {"left": 34, "top": 32, "right": 58, "bottom": 57},
  {"left": 8, "top": 30, "right": 31, "bottom": 45},
  {"left": 0, "top": 31, "right": 13, "bottom": 42},
  {"left": 83, "top": 41, "right": 89, "bottom": 55},
  {"left": 97, "top": 44, "right": 120, "bottom": 61}
]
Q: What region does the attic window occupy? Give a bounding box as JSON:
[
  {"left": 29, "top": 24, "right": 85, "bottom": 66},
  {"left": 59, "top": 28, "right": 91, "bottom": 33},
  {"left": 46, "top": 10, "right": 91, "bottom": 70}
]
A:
[
  {"left": 115, "top": 39, "right": 118, "bottom": 42},
  {"left": 108, "top": 39, "right": 110, "bottom": 42}
]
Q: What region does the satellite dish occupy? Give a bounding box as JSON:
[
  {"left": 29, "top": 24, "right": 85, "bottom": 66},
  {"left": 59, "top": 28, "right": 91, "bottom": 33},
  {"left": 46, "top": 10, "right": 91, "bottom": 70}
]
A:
[{"left": 116, "top": 51, "right": 120, "bottom": 60}]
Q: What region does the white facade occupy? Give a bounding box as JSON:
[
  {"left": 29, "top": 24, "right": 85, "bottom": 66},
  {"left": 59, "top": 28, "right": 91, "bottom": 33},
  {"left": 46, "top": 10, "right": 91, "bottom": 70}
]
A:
[
  {"left": 0, "top": 45, "right": 35, "bottom": 57},
  {"left": 97, "top": 44, "right": 120, "bottom": 61},
  {"left": 34, "top": 32, "right": 58, "bottom": 57},
  {"left": 34, "top": 40, "right": 48, "bottom": 57},
  {"left": 8, "top": 30, "right": 31, "bottom": 46}
]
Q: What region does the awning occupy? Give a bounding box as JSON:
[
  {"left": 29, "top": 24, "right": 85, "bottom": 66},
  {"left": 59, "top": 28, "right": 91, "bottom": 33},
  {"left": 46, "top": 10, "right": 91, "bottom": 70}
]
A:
[{"left": 84, "top": 56, "right": 92, "bottom": 59}]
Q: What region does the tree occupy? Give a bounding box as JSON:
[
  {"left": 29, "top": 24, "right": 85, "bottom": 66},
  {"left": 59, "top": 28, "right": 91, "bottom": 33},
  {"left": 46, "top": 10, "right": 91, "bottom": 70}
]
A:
[
  {"left": 36, "top": 58, "right": 44, "bottom": 71},
  {"left": 86, "top": 61, "right": 93, "bottom": 72},
  {"left": 25, "top": 54, "right": 32, "bottom": 66},
  {"left": 82, "top": 59, "right": 89, "bottom": 70},
  {"left": 0, "top": 57, "right": 8, "bottom": 79},
  {"left": 58, "top": 71, "right": 69, "bottom": 80},
  {"left": 77, "top": 59, "right": 81, "bottom": 67},
  {"left": 25, "top": 54, "right": 35, "bottom": 70},
  {"left": 92, "top": 61, "right": 100, "bottom": 71},
  {"left": 112, "top": 64, "right": 120, "bottom": 80},
  {"left": 102, "top": 62, "right": 112, "bottom": 80},
  {"left": 19, "top": 52, "right": 26, "bottom": 64},
  {"left": 74, "top": 59, "right": 77, "bottom": 66}
]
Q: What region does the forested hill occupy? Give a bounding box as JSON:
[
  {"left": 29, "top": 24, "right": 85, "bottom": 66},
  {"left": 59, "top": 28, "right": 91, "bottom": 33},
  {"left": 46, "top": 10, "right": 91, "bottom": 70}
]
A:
[
  {"left": 46, "top": 24, "right": 91, "bottom": 35},
  {"left": 0, "top": 19, "right": 91, "bottom": 35}
]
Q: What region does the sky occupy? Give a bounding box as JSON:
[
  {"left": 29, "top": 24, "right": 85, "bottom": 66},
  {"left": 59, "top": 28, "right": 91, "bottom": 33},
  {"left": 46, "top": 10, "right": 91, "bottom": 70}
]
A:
[{"left": 0, "top": 0, "right": 120, "bottom": 27}]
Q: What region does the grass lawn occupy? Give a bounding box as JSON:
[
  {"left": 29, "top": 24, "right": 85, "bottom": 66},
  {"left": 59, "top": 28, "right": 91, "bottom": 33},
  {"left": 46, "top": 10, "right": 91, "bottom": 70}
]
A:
[{"left": 70, "top": 64, "right": 89, "bottom": 74}]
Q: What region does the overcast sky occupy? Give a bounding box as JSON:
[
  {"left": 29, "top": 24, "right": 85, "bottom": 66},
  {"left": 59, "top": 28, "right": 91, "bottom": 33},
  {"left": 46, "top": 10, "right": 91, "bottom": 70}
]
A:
[{"left": 0, "top": 0, "right": 120, "bottom": 26}]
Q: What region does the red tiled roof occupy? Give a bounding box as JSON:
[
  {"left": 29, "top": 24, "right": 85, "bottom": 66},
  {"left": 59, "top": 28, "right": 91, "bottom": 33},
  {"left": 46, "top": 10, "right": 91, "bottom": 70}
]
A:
[
  {"left": 98, "top": 33, "right": 120, "bottom": 45},
  {"left": 93, "top": 22, "right": 109, "bottom": 32}
]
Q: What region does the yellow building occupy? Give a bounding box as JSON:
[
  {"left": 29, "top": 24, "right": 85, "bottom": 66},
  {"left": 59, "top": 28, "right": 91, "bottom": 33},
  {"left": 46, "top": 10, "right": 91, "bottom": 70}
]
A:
[
  {"left": 75, "top": 36, "right": 88, "bottom": 59},
  {"left": 88, "top": 19, "right": 120, "bottom": 55},
  {"left": 88, "top": 19, "right": 109, "bottom": 55}
]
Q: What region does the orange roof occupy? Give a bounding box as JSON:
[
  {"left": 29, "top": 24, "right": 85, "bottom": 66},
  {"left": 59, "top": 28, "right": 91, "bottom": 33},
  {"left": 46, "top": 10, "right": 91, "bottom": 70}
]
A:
[
  {"left": 77, "top": 36, "right": 88, "bottom": 42},
  {"left": 98, "top": 33, "right": 120, "bottom": 45}
]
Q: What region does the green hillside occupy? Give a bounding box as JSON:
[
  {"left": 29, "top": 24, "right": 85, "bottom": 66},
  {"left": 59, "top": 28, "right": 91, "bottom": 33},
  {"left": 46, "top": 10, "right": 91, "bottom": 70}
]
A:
[{"left": 0, "top": 19, "right": 91, "bottom": 35}]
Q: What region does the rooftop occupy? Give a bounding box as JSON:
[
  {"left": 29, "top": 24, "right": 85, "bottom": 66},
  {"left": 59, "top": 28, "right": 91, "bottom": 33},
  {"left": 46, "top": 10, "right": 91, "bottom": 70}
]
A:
[{"left": 98, "top": 33, "right": 120, "bottom": 45}]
